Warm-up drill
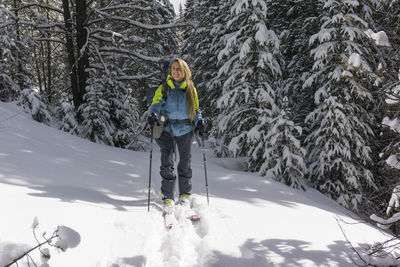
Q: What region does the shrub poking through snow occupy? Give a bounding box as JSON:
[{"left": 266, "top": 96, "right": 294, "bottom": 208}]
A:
[{"left": 4, "top": 217, "right": 81, "bottom": 267}]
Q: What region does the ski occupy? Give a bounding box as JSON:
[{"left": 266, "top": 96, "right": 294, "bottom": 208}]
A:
[
  {"left": 162, "top": 206, "right": 200, "bottom": 230},
  {"left": 165, "top": 222, "right": 173, "bottom": 230},
  {"left": 181, "top": 203, "right": 201, "bottom": 222},
  {"left": 163, "top": 212, "right": 176, "bottom": 230},
  {"left": 187, "top": 214, "right": 200, "bottom": 222}
]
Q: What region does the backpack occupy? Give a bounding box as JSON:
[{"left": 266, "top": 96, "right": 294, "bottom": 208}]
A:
[{"left": 146, "top": 60, "right": 171, "bottom": 106}]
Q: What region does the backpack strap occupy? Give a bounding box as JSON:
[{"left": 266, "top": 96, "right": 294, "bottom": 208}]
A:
[{"left": 162, "top": 80, "right": 171, "bottom": 101}]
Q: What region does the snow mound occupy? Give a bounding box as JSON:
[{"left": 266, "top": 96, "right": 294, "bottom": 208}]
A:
[
  {"left": 55, "top": 226, "right": 81, "bottom": 251},
  {"left": 365, "top": 29, "right": 391, "bottom": 47}
]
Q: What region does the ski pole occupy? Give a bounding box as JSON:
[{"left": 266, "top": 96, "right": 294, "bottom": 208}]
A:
[
  {"left": 147, "top": 127, "right": 153, "bottom": 212},
  {"left": 201, "top": 133, "right": 210, "bottom": 206}
]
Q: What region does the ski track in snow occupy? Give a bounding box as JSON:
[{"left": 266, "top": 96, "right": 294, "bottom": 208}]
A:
[{"left": 115, "top": 199, "right": 213, "bottom": 267}]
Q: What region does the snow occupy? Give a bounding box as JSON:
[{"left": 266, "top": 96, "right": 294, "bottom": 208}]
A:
[
  {"left": 0, "top": 101, "right": 397, "bottom": 266},
  {"left": 348, "top": 53, "right": 361, "bottom": 68},
  {"left": 56, "top": 226, "right": 81, "bottom": 251},
  {"left": 383, "top": 116, "right": 400, "bottom": 133},
  {"left": 365, "top": 29, "right": 391, "bottom": 47},
  {"left": 386, "top": 155, "right": 400, "bottom": 169}
]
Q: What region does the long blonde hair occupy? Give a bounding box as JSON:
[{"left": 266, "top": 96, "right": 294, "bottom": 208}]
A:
[{"left": 169, "top": 58, "right": 196, "bottom": 121}]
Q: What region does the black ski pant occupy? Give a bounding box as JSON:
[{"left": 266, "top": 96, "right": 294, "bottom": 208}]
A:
[{"left": 156, "top": 131, "right": 193, "bottom": 200}]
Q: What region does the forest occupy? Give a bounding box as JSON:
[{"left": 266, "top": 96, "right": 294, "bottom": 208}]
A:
[{"left": 1, "top": 0, "right": 400, "bottom": 219}]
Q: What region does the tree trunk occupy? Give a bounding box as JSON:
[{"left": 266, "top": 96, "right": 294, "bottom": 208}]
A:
[
  {"left": 76, "top": 0, "right": 89, "bottom": 106},
  {"left": 46, "top": 38, "right": 52, "bottom": 103},
  {"left": 13, "top": 0, "right": 24, "bottom": 91},
  {"left": 34, "top": 46, "right": 43, "bottom": 92},
  {"left": 61, "top": 0, "right": 79, "bottom": 110},
  {"left": 46, "top": 0, "right": 52, "bottom": 103},
  {"left": 40, "top": 42, "right": 47, "bottom": 94}
]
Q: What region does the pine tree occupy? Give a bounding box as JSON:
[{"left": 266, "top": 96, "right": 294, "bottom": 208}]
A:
[
  {"left": 0, "top": 7, "right": 19, "bottom": 101},
  {"left": 182, "top": 0, "right": 230, "bottom": 127},
  {"left": 363, "top": 0, "right": 400, "bottom": 215},
  {"left": 213, "top": 0, "right": 282, "bottom": 165},
  {"left": 80, "top": 79, "right": 114, "bottom": 145},
  {"left": 56, "top": 93, "right": 79, "bottom": 135},
  {"left": 259, "top": 97, "right": 307, "bottom": 190},
  {"left": 78, "top": 0, "right": 177, "bottom": 146},
  {"left": 305, "top": 0, "right": 379, "bottom": 209},
  {"left": 181, "top": 0, "right": 200, "bottom": 58},
  {"left": 0, "top": 6, "right": 33, "bottom": 102},
  {"left": 270, "top": 0, "right": 320, "bottom": 130},
  {"left": 18, "top": 89, "right": 53, "bottom": 125}
]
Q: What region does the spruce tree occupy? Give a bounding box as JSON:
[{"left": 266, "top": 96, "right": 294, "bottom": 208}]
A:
[
  {"left": 305, "top": 0, "right": 379, "bottom": 209},
  {"left": 182, "top": 0, "right": 230, "bottom": 126},
  {"left": 259, "top": 97, "right": 307, "bottom": 190},
  {"left": 56, "top": 93, "right": 79, "bottom": 135},
  {"left": 80, "top": 81, "right": 114, "bottom": 145},
  {"left": 271, "top": 0, "right": 320, "bottom": 130},
  {"left": 0, "top": 6, "right": 33, "bottom": 102},
  {"left": 213, "top": 0, "right": 282, "bottom": 165},
  {"left": 364, "top": 0, "right": 400, "bottom": 215},
  {"left": 78, "top": 0, "right": 177, "bottom": 147},
  {"left": 181, "top": 0, "right": 200, "bottom": 59}
]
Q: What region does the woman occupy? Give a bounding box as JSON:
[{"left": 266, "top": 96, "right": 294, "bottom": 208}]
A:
[{"left": 148, "top": 58, "right": 204, "bottom": 219}]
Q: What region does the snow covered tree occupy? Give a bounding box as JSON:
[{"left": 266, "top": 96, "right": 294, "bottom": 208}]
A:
[
  {"left": 181, "top": 0, "right": 200, "bottom": 57},
  {"left": 17, "top": 0, "right": 68, "bottom": 105},
  {"left": 305, "top": 0, "right": 380, "bottom": 209},
  {"left": 78, "top": 0, "right": 177, "bottom": 146},
  {"left": 373, "top": 0, "right": 400, "bottom": 105},
  {"left": 0, "top": 4, "right": 52, "bottom": 124},
  {"left": 79, "top": 79, "right": 114, "bottom": 145},
  {"left": 258, "top": 97, "right": 307, "bottom": 190},
  {"left": 212, "top": 0, "right": 282, "bottom": 166},
  {"left": 269, "top": 0, "right": 320, "bottom": 130},
  {"left": 55, "top": 93, "right": 79, "bottom": 134},
  {"left": 80, "top": 55, "right": 140, "bottom": 147},
  {"left": 346, "top": 2, "right": 391, "bottom": 216},
  {"left": 0, "top": 6, "right": 33, "bottom": 102},
  {"left": 18, "top": 88, "right": 53, "bottom": 125},
  {"left": 182, "top": 0, "right": 231, "bottom": 127},
  {"left": 0, "top": 7, "right": 19, "bottom": 101}
]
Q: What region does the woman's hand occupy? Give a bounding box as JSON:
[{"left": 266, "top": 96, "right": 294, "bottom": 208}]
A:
[{"left": 195, "top": 120, "right": 205, "bottom": 135}]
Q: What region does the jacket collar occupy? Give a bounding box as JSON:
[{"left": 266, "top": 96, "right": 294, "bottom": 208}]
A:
[{"left": 167, "top": 75, "right": 187, "bottom": 89}]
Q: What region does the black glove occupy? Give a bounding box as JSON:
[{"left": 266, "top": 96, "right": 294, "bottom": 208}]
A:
[
  {"left": 148, "top": 113, "right": 158, "bottom": 127},
  {"left": 195, "top": 120, "right": 205, "bottom": 135}
]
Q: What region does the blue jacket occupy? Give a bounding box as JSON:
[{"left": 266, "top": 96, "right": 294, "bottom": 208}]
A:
[{"left": 149, "top": 75, "right": 202, "bottom": 137}]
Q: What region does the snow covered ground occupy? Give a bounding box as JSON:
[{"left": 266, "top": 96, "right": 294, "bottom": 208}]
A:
[{"left": 0, "top": 101, "right": 396, "bottom": 267}]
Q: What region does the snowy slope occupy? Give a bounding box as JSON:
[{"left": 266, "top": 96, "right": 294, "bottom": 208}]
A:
[{"left": 0, "top": 101, "right": 395, "bottom": 267}]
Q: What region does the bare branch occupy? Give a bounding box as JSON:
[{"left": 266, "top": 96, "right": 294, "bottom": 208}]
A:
[
  {"left": 4, "top": 234, "right": 57, "bottom": 267},
  {"left": 10, "top": 3, "right": 63, "bottom": 14},
  {"left": 335, "top": 217, "right": 370, "bottom": 267},
  {"left": 90, "top": 8, "right": 192, "bottom": 30}
]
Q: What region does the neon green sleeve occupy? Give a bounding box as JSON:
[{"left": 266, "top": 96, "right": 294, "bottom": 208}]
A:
[
  {"left": 193, "top": 86, "right": 200, "bottom": 111},
  {"left": 151, "top": 84, "right": 164, "bottom": 105}
]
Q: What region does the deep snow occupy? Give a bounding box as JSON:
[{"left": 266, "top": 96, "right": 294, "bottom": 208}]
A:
[{"left": 0, "top": 101, "right": 396, "bottom": 267}]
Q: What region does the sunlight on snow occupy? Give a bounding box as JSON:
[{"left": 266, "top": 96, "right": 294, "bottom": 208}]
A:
[
  {"left": 127, "top": 173, "right": 140, "bottom": 178},
  {"left": 17, "top": 149, "right": 33, "bottom": 153},
  {"left": 107, "top": 159, "right": 128, "bottom": 166},
  {"left": 84, "top": 171, "right": 99, "bottom": 176},
  {"left": 3, "top": 177, "right": 30, "bottom": 186},
  {"left": 239, "top": 187, "right": 258, "bottom": 192},
  {"left": 105, "top": 193, "right": 139, "bottom": 202},
  {"left": 219, "top": 175, "right": 233, "bottom": 181}
]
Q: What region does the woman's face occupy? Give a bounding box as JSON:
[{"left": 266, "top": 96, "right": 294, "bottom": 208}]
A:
[{"left": 171, "top": 61, "right": 184, "bottom": 82}]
